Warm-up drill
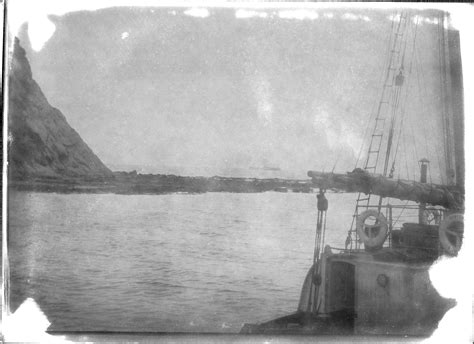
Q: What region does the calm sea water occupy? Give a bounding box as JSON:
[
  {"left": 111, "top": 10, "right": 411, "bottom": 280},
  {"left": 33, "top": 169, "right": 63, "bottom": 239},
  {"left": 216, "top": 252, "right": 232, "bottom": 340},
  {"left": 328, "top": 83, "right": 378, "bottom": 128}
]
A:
[{"left": 8, "top": 191, "right": 356, "bottom": 333}]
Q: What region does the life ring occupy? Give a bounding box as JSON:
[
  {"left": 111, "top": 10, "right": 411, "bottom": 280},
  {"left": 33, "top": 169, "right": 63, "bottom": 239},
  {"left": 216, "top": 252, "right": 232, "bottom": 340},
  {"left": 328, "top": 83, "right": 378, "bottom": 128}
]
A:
[
  {"left": 356, "top": 210, "right": 389, "bottom": 249},
  {"left": 439, "top": 213, "right": 464, "bottom": 256}
]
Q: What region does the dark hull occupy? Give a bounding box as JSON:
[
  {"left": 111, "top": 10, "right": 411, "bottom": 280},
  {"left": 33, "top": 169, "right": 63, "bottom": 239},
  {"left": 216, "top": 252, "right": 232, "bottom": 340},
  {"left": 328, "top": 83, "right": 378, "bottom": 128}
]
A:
[
  {"left": 241, "top": 302, "right": 453, "bottom": 336},
  {"left": 241, "top": 310, "right": 354, "bottom": 335},
  {"left": 241, "top": 246, "right": 455, "bottom": 336}
]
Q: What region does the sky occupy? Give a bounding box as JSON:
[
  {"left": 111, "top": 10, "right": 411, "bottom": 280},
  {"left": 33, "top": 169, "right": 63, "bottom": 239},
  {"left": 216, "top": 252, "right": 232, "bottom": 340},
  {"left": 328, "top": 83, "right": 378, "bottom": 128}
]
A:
[{"left": 12, "top": 5, "right": 457, "bottom": 181}]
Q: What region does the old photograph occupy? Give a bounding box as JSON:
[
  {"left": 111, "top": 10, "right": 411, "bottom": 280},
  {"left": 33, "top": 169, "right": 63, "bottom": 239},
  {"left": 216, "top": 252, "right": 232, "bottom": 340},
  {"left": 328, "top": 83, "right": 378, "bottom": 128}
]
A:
[{"left": 2, "top": 2, "right": 472, "bottom": 342}]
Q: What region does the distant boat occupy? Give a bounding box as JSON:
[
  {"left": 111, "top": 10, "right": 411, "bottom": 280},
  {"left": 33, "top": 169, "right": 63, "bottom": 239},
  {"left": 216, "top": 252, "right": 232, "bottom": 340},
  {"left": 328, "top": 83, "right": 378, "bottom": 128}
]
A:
[
  {"left": 241, "top": 10, "right": 464, "bottom": 336},
  {"left": 249, "top": 166, "right": 281, "bottom": 171},
  {"left": 263, "top": 166, "right": 281, "bottom": 172}
]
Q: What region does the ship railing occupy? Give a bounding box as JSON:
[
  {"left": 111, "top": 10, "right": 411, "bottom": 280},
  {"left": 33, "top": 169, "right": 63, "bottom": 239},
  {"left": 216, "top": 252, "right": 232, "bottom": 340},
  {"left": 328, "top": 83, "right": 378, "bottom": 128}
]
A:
[{"left": 344, "top": 203, "right": 446, "bottom": 252}]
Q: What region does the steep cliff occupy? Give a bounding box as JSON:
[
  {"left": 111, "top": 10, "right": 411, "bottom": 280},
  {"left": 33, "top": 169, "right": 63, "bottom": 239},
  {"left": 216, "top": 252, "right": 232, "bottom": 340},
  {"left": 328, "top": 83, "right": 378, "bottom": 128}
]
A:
[{"left": 8, "top": 38, "right": 113, "bottom": 180}]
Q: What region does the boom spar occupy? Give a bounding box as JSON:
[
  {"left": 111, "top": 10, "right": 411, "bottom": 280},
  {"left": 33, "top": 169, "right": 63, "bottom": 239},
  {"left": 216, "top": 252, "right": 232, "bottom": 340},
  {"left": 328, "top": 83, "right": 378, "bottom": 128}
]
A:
[{"left": 307, "top": 169, "right": 464, "bottom": 210}]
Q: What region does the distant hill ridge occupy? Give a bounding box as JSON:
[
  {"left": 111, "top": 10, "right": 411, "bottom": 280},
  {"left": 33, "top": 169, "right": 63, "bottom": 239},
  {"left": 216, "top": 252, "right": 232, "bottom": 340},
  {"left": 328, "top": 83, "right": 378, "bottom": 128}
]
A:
[{"left": 8, "top": 38, "right": 113, "bottom": 180}]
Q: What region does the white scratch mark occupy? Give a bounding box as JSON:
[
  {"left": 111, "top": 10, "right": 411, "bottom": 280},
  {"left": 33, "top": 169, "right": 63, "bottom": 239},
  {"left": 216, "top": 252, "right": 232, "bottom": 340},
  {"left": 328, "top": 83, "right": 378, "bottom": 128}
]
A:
[
  {"left": 342, "top": 13, "right": 371, "bottom": 22},
  {"left": 3, "top": 298, "right": 69, "bottom": 342},
  {"left": 183, "top": 8, "right": 210, "bottom": 18},
  {"left": 235, "top": 9, "right": 268, "bottom": 19},
  {"left": 28, "top": 16, "right": 56, "bottom": 51},
  {"left": 278, "top": 9, "right": 319, "bottom": 21}
]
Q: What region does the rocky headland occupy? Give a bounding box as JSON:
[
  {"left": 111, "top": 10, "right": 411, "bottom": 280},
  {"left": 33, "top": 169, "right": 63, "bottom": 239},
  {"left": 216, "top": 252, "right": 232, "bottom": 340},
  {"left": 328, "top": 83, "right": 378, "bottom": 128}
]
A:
[
  {"left": 8, "top": 38, "right": 114, "bottom": 181},
  {"left": 7, "top": 38, "right": 313, "bottom": 195}
]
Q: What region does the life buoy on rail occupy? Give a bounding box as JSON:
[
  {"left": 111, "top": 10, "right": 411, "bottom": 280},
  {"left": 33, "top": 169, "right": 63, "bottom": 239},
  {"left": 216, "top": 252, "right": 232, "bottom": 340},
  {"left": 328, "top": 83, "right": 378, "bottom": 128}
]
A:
[
  {"left": 439, "top": 213, "right": 464, "bottom": 256},
  {"left": 356, "top": 210, "right": 389, "bottom": 249}
]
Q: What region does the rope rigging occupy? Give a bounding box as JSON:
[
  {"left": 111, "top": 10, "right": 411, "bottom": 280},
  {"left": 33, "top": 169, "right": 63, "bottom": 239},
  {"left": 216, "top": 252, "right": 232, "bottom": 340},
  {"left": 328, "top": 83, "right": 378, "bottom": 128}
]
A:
[
  {"left": 337, "top": 11, "right": 461, "bottom": 252},
  {"left": 347, "top": 12, "right": 409, "bottom": 250},
  {"left": 382, "top": 12, "right": 419, "bottom": 181},
  {"left": 354, "top": 18, "right": 396, "bottom": 169},
  {"left": 390, "top": 16, "right": 420, "bottom": 179},
  {"left": 308, "top": 189, "right": 328, "bottom": 313},
  {"left": 376, "top": 12, "right": 410, "bottom": 210},
  {"left": 347, "top": 11, "right": 429, "bottom": 248}
]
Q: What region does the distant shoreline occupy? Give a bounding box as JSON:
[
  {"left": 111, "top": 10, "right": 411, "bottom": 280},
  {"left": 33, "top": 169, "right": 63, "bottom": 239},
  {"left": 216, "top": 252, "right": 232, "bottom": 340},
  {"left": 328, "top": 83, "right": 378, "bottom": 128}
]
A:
[{"left": 8, "top": 171, "right": 315, "bottom": 195}]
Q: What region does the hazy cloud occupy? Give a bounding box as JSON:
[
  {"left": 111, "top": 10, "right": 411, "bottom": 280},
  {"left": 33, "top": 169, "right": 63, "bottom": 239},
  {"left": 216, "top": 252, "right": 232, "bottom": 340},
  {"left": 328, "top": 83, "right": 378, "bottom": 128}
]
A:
[
  {"left": 251, "top": 73, "right": 273, "bottom": 126},
  {"left": 18, "top": 7, "right": 450, "bottom": 180}
]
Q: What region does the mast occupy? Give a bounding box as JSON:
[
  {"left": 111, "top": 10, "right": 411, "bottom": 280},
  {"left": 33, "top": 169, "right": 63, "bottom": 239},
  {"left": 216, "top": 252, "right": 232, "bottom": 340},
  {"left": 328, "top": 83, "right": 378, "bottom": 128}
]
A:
[
  {"left": 438, "top": 11, "right": 464, "bottom": 190},
  {"left": 438, "top": 12, "right": 456, "bottom": 186},
  {"left": 355, "top": 12, "right": 409, "bottom": 211},
  {"left": 446, "top": 21, "right": 465, "bottom": 189},
  {"left": 307, "top": 10, "right": 465, "bottom": 243},
  {"left": 343, "top": 12, "right": 412, "bottom": 250}
]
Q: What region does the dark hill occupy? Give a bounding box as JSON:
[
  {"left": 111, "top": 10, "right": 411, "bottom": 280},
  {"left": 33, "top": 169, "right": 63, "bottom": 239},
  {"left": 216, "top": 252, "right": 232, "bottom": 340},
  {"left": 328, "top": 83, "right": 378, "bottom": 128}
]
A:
[
  {"left": 8, "top": 38, "right": 113, "bottom": 180},
  {"left": 6, "top": 39, "right": 311, "bottom": 195}
]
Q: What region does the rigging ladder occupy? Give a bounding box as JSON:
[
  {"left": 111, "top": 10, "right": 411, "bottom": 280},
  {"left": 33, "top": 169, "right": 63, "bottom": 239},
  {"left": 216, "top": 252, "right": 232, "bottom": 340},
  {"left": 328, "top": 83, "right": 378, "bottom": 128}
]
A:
[{"left": 347, "top": 12, "right": 410, "bottom": 250}]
